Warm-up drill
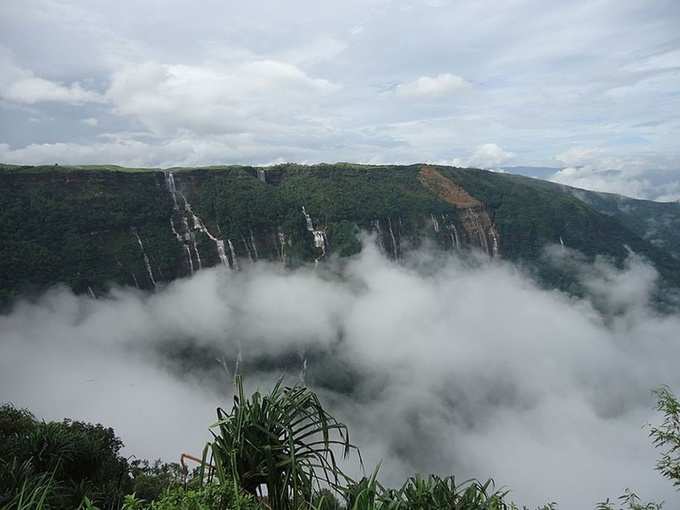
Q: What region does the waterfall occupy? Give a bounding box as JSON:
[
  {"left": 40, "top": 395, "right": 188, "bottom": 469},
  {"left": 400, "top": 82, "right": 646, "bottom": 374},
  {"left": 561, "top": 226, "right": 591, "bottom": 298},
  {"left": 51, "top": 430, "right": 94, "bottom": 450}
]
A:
[
  {"left": 278, "top": 231, "right": 287, "bottom": 263},
  {"left": 388, "top": 218, "right": 399, "bottom": 259},
  {"left": 87, "top": 286, "right": 96, "bottom": 299},
  {"left": 131, "top": 273, "right": 140, "bottom": 289},
  {"left": 228, "top": 239, "right": 239, "bottom": 270},
  {"left": 164, "top": 171, "right": 179, "bottom": 210},
  {"left": 133, "top": 229, "right": 157, "bottom": 288},
  {"left": 184, "top": 245, "right": 194, "bottom": 274},
  {"left": 489, "top": 227, "right": 499, "bottom": 257},
  {"left": 193, "top": 239, "right": 203, "bottom": 269},
  {"left": 450, "top": 224, "right": 460, "bottom": 250},
  {"left": 242, "top": 235, "right": 254, "bottom": 263},
  {"left": 250, "top": 230, "right": 259, "bottom": 260},
  {"left": 302, "top": 206, "right": 314, "bottom": 231},
  {"left": 302, "top": 206, "right": 328, "bottom": 262},
  {"left": 560, "top": 236, "right": 565, "bottom": 247},
  {"left": 170, "top": 218, "right": 182, "bottom": 241},
  {"left": 178, "top": 190, "right": 232, "bottom": 269},
  {"left": 465, "top": 209, "right": 490, "bottom": 255},
  {"left": 215, "top": 240, "right": 229, "bottom": 268},
  {"left": 373, "top": 219, "right": 385, "bottom": 252},
  {"left": 171, "top": 217, "right": 195, "bottom": 274},
  {"left": 431, "top": 214, "right": 440, "bottom": 233}
]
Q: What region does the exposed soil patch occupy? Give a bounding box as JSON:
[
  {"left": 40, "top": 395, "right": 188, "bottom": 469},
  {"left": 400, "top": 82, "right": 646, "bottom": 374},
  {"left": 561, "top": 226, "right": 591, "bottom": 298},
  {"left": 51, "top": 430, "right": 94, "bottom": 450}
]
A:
[{"left": 418, "top": 166, "right": 480, "bottom": 209}]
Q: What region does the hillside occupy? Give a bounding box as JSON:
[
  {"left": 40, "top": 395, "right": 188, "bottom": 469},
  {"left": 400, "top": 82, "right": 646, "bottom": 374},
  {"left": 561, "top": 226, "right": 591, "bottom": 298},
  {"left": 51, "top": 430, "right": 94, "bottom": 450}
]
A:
[{"left": 1, "top": 163, "right": 679, "bottom": 305}]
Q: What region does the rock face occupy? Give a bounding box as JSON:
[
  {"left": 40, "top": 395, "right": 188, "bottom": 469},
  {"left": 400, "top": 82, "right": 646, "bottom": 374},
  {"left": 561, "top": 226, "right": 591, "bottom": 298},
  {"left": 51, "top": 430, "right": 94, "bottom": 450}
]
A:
[
  {"left": 1, "top": 163, "right": 679, "bottom": 304},
  {"left": 418, "top": 166, "right": 499, "bottom": 256}
]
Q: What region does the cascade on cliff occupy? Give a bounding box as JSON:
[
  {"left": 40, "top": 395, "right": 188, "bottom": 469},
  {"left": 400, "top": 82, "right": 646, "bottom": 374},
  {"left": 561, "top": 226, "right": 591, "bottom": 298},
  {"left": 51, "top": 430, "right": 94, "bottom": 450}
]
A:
[
  {"left": 431, "top": 214, "right": 440, "bottom": 233},
  {"left": 184, "top": 245, "right": 195, "bottom": 274},
  {"left": 132, "top": 229, "right": 157, "bottom": 288},
  {"left": 162, "top": 172, "right": 239, "bottom": 271},
  {"left": 373, "top": 219, "right": 385, "bottom": 253},
  {"left": 242, "top": 235, "right": 254, "bottom": 263},
  {"left": 419, "top": 166, "right": 500, "bottom": 257},
  {"left": 450, "top": 223, "right": 460, "bottom": 250},
  {"left": 302, "top": 206, "right": 328, "bottom": 262},
  {"left": 277, "top": 231, "right": 288, "bottom": 264},
  {"left": 228, "top": 239, "right": 239, "bottom": 271},
  {"left": 164, "top": 171, "right": 179, "bottom": 210},
  {"left": 9, "top": 163, "right": 680, "bottom": 306},
  {"left": 388, "top": 218, "right": 399, "bottom": 259},
  {"left": 250, "top": 230, "right": 259, "bottom": 260}
]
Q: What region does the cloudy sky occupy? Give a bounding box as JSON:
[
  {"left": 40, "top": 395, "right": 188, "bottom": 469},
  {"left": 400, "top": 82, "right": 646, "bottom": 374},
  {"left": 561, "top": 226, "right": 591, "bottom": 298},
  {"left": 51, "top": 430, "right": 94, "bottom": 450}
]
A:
[{"left": 1, "top": 0, "right": 679, "bottom": 198}]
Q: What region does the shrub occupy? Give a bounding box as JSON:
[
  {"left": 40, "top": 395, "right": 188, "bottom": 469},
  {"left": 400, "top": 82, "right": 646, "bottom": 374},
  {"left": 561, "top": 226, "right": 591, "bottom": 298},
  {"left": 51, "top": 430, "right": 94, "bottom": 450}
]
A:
[{"left": 0, "top": 404, "right": 133, "bottom": 509}]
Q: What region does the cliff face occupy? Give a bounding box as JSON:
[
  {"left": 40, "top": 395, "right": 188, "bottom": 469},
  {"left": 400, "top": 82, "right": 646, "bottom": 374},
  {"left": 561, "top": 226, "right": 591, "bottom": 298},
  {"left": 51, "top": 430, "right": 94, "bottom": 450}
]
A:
[
  {"left": 1, "top": 163, "right": 678, "bottom": 305},
  {"left": 418, "top": 166, "right": 499, "bottom": 256}
]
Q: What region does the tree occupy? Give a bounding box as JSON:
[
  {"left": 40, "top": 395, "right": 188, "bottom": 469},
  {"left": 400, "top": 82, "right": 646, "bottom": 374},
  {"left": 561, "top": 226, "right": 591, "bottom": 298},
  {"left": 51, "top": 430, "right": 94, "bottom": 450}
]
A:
[
  {"left": 207, "top": 376, "right": 359, "bottom": 510},
  {"left": 649, "top": 386, "right": 680, "bottom": 489}
]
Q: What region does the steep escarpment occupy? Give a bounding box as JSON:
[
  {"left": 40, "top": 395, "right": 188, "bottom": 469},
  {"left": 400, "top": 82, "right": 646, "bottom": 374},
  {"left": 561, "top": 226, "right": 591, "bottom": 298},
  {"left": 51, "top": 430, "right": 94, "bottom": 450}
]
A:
[
  {"left": 418, "top": 166, "right": 499, "bottom": 256},
  {"left": 1, "top": 163, "right": 678, "bottom": 305}
]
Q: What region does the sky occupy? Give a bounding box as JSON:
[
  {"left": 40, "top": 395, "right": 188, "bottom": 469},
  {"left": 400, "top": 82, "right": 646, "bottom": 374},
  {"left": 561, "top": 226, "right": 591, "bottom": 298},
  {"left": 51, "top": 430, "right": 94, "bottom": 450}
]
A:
[
  {"left": 1, "top": 0, "right": 679, "bottom": 199},
  {"left": 2, "top": 241, "right": 680, "bottom": 508}
]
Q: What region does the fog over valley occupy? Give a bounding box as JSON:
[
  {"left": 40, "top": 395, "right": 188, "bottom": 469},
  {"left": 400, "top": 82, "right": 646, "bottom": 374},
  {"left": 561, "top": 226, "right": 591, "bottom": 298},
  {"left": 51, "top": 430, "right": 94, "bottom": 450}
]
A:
[{"left": 3, "top": 240, "right": 679, "bottom": 508}]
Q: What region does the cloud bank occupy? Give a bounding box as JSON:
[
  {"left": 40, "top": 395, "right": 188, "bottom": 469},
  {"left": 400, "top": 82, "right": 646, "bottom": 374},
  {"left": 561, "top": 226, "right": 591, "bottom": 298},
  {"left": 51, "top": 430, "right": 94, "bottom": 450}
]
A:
[
  {"left": 2, "top": 241, "right": 680, "bottom": 508},
  {"left": 0, "top": 0, "right": 679, "bottom": 192},
  {"left": 549, "top": 147, "right": 680, "bottom": 202}
]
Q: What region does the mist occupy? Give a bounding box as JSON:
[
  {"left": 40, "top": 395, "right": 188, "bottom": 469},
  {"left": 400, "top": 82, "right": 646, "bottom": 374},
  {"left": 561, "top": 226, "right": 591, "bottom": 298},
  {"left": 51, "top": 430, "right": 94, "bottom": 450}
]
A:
[{"left": 2, "top": 239, "right": 680, "bottom": 508}]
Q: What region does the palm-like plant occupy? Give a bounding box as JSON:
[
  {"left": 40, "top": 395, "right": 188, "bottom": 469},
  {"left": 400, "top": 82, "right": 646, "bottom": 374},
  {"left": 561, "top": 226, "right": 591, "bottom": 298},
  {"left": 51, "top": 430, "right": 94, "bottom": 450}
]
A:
[
  {"left": 207, "top": 376, "right": 360, "bottom": 510},
  {"left": 344, "top": 470, "right": 515, "bottom": 510}
]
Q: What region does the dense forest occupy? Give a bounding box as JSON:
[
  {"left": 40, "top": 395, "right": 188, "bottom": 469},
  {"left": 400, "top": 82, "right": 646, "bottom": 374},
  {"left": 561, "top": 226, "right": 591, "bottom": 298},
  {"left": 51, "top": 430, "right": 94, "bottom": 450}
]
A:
[{"left": 2, "top": 164, "right": 679, "bottom": 307}]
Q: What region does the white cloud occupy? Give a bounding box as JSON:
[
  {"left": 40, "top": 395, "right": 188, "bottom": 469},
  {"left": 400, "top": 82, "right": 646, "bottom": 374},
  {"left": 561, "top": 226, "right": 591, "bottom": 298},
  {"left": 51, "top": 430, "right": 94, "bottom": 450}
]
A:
[
  {"left": 550, "top": 147, "right": 680, "bottom": 201},
  {"left": 555, "top": 147, "right": 602, "bottom": 168},
  {"left": 0, "top": 133, "right": 321, "bottom": 168},
  {"left": 395, "top": 73, "right": 469, "bottom": 98},
  {"left": 449, "top": 143, "right": 514, "bottom": 169},
  {"left": 623, "top": 48, "right": 680, "bottom": 72},
  {"left": 550, "top": 166, "right": 680, "bottom": 201},
  {"left": 105, "top": 60, "right": 339, "bottom": 136},
  {"left": 2, "top": 243, "right": 680, "bottom": 507},
  {"left": 81, "top": 117, "right": 98, "bottom": 127},
  {"left": 4, "top": 76, "right": 104, "bottom": 105},
  {"left": 279, "top": 37, "right": 348, "bottom": 65},
  {"left": 0, "top": 54, "right": 104, "bottom": 105}
]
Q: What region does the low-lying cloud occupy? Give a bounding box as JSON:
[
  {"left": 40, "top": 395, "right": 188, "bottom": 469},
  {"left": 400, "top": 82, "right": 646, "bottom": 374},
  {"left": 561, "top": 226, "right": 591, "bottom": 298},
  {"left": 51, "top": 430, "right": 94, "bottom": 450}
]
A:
[{"left": 2, "top": 241, "right": 680, "bottom": 508}]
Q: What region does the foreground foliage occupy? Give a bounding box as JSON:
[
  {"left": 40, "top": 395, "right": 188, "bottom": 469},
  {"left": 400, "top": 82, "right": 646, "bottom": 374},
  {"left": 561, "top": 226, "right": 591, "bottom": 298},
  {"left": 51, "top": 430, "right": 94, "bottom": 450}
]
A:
[
  {"left": 206, "top": 377, "right": 357, "bottom": 509},
  {"left": 649, "top": 386, "right": 680, "bottom": 489},
  {"left": 1, "top": 383, "right": 679, "bottom": 509},
  {"left": 0, "top": 404, "right": 132, "bottom": 508}
]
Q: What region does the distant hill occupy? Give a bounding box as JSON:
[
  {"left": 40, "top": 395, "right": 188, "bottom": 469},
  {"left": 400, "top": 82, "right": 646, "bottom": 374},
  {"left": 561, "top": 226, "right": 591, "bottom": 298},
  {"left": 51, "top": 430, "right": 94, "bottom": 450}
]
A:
[{"left": 501, "top": 165, "right": 561, "bottom": 179}]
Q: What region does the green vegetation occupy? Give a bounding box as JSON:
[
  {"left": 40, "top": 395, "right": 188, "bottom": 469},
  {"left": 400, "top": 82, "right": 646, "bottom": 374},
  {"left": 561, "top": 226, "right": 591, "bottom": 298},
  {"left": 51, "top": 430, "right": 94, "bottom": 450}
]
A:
[
  {"left": 0, "top": 404, "right": 133, "bottom": 508},
  {"left": 207, "top": 378, "right": 357, "bottom": 509},
  {"left": 1, "top": 163, "right": 680, "bottom": 306},
  {"left": 2, "top": 382, "right": 678, "bottom": 509},
  {"left": 649, "top": 387, "right": 680, "bottom": 489}
]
